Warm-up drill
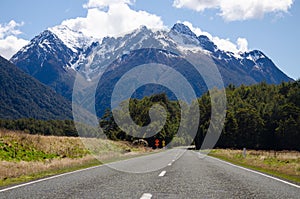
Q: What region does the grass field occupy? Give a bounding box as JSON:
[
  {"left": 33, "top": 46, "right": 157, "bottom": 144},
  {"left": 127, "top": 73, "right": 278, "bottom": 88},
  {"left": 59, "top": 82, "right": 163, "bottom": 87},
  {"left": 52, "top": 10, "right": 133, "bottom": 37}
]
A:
[
  {"left": 0, "top": 129, "right": 150, "bottom": 187},
  {"left": 209, "top": 149, "right": 300, "bottom": 184}
]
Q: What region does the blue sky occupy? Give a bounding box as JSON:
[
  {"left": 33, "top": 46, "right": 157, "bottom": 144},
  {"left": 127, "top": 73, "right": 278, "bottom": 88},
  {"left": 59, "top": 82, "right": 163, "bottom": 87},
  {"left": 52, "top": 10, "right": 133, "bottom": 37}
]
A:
[{"left": 0, "top": 0, "right": 299, "bottom": 79}]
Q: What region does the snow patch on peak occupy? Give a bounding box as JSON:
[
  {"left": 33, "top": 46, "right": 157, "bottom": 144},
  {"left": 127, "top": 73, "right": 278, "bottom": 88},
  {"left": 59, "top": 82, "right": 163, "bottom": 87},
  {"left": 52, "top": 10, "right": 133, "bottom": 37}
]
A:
[
  {"left": 244, "top": 50, "right": 266, "bottom": 62},
  {"left": 169, "top": 30, "right": 203, "bottom": 52},
  {"left": 253, "top": 65, "right": 263, "bottom": 71},
  {"left": 49, "top": 25, "right": 94, "bottom": 53},
  {"left": 11, "top": 30, "right": 59, "bottom": 61},
  {"left": 171, "top": 23, "right": 197, "bottom": 38},
  {"left": 128, "top": 25, "right": 153, "bottom": 38}
]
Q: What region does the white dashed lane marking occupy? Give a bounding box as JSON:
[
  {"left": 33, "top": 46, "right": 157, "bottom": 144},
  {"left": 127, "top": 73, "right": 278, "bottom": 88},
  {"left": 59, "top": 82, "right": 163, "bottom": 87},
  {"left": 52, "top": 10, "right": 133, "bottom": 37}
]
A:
[
  {"left": 159, "top": 171, "right": 166, "bottom": 177},
  {"left": 140, "top": 193, "right": 152, "bottom": 199}
]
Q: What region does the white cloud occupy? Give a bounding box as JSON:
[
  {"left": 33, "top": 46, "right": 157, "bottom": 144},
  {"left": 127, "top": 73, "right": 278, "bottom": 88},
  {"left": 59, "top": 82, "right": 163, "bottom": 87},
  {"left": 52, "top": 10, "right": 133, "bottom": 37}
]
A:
[
  {"left": 173, "top": 0, "right": 294, "bottom": 21},
  {"left": 83, "top": 0, "right": 135, "bottom": 9},
  {"left": 182, "top": 21, "right": 248, "bottom": 53},
  {"left": 173, "top": 0, "right": 220, "bottom": 12},
  {"left": 0, "top": 20, "right": 24, "bottom": 39},
  {"left": 237, "top": 38, "right": 248, "bottom": 52},
  {"left": 0, "top": 20, "right": 29, "bottom": 59},
  {"left": 0, "top": 36, "right": 28, "bottom": 59},
  {"left": 61, "top": 0, "right": 164, "bottom": 39}
]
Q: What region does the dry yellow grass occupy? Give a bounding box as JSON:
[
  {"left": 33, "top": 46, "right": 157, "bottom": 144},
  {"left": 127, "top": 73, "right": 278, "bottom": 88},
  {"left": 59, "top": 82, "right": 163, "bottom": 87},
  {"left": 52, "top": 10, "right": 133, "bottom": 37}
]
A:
[
  {"left": 0, "top": 155, "right": 96, "bottom": 180},
  {"left": 1, "top": 129, "right": 89, "bottom": 158},
  {"left": 0, "top": 129, "right": 150, "bottom": 182},
  {"left": 210, "top": 149, "right": 300, "bottom": 182}
]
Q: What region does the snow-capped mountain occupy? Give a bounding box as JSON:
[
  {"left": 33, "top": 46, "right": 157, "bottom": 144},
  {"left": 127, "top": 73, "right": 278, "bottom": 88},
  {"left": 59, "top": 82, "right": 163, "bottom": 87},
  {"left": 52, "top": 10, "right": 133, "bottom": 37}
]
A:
[
  {"left": 11, "top": 29, "right": 75, "bottom": 70},
  {"left": 169, "top": 23, "right": 202, "bottom": 48},
  {"left": 10, "top": 28, "right": 79, "bottom": 100},
  {"left": 10, "top": 23, "right": 293, "bottom": 105},
  {"left": 11, "top": 25, "right": 95, "bottom": 70},
  {"left": 49, "top": 25, "right": 94, "bottom": 54},
  {"left": 10, "top": 25, "right": 97, "bottom": 100},
  {"left": 72, "top": 25, "right": 179, "bottom": 80},
  {"left": 72, "top": 23, "right": 217, "bottom": 80}
]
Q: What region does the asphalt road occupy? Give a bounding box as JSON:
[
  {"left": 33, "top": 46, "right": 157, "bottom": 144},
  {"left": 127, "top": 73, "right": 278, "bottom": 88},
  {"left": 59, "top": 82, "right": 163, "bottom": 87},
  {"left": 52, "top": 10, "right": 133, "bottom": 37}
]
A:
[{"left": 1, "top": 149, "right": 299, "bottom": 198}]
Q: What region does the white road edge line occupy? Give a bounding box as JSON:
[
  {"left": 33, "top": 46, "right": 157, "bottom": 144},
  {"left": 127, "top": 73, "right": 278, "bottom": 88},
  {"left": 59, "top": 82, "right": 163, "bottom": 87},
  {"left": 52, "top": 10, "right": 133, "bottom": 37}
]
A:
[
  {"left": 205, "top": 154, "right": 300, "bottom": 189},
  {"left": 0, "top": 164, "right": 104, "bottom": 193},
  {"left": 140, "top": 193, "right": 152, "bottom": 199},
  {"left": 159, "top": 170, "right": 166, "bottom": 177}
]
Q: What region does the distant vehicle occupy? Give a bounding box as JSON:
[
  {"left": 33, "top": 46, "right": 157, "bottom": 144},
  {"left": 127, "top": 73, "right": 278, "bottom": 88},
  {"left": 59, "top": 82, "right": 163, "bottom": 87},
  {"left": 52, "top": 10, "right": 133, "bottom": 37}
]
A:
[{"left": 132, "top": 139, "right": 148, "bottom": 147}]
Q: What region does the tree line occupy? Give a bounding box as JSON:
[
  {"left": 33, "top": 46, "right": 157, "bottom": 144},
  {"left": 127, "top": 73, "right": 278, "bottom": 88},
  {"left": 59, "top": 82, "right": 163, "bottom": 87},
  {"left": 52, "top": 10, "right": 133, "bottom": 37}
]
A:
[
  {"left": 100, "top": 80, "right": 300, "bottom": 150},
  {"left": 0, "top": 119, "right": 99, "bottom": 138},
  {"left": 213, "top": 81, "right": 300, "bottom": 151},
  {"left": 100, "top": 93, "right": 185, "bottom": 148},
  {"left": 1, "top": 80, "right": 299, "bottom": 150}
]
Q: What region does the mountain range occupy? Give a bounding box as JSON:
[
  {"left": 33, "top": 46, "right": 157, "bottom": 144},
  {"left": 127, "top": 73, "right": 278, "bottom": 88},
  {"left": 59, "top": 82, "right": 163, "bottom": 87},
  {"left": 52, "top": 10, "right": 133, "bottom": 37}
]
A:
[{"left": 5, "top": 23, "right": 294, "bottom": 118}]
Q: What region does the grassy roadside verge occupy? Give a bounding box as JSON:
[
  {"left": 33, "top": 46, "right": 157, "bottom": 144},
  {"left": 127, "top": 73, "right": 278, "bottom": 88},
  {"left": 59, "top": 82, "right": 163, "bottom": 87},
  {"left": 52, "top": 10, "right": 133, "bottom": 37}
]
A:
[
  {"left": 0, "top": 151, "right": 158, "bottom": 188},
  {"left": 0, "top": 129, "right": 152, "bottom": 188},
  {"left": 0, "top": 157, "right": 101, "bottom": 188},
  {"left": 208, "top": 149, "right": 300, "bottom": 185}
]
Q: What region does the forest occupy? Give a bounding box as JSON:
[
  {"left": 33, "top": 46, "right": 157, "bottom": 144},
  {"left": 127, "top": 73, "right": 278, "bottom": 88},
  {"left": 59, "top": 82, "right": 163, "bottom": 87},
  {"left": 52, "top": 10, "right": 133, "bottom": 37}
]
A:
[
  {"left": 1, "top": 80, "right": 299, "bottom": 150},
  {"left": 0, "top": 119, "right": 99, "bottom": 138},
  {"left": 204, "top": 80, "right": 299, "bottom": 150},
  {"left": 100, "top": 80, "right": 300, "bottom": 150}
]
